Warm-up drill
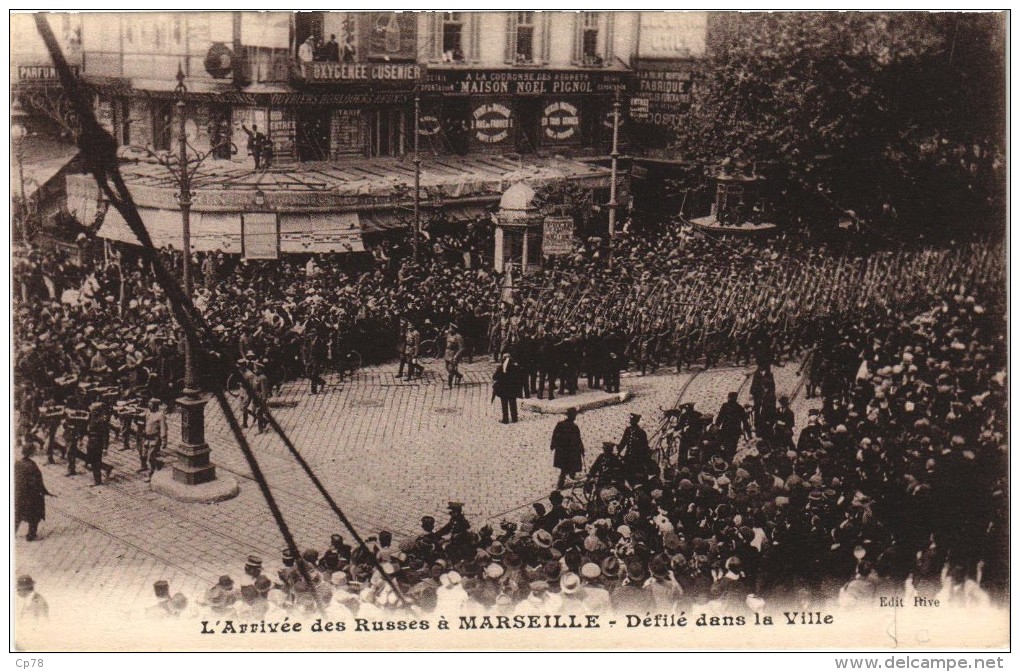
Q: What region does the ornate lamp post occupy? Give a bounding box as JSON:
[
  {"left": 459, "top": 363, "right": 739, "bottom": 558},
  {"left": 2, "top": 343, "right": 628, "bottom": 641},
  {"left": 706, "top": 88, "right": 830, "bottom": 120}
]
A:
[
  {"left": 607, "top": 88, "right": 621, "bottom": 240},
  {"left": 159, "top": 65, "right": 234, "bottom": 500}
]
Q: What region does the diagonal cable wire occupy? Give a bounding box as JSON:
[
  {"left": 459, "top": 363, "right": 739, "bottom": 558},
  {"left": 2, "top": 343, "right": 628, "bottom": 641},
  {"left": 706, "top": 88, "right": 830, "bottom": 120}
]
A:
[{"left": 34, "top": 15, "right": 408, "bottom": 608}]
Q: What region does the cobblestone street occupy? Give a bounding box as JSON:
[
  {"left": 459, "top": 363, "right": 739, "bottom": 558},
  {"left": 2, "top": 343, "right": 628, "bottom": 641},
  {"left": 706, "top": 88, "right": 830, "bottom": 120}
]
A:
[{"left": 15, "top": 357, "right": 812, "bottom": 616}]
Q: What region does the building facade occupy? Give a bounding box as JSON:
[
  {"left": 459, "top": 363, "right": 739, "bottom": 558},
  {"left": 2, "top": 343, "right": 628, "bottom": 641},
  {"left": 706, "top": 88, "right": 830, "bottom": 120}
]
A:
[{"left": 15, "top": 12, "right": 707, "bottom": 256}]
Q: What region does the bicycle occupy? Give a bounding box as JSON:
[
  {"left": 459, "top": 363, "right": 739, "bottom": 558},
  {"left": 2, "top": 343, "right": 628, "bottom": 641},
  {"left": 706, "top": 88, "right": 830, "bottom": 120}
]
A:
[{"left": 416, "top": 339, "right": 440, "bottom": 364}]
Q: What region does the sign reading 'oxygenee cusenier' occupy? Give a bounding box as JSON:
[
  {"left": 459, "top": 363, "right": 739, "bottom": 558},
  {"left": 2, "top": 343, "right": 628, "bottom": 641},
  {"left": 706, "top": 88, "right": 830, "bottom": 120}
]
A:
[{"left": 305, "top": 62, "right": 424, "bottom": 83}]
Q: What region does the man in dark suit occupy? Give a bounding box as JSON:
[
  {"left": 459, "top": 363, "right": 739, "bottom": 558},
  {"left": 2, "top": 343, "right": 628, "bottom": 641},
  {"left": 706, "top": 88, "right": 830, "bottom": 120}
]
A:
[
  {"left": 618, "top": 413, "right": 651, "bottom": 487},
  {"left": 716, "top": 391, "right": 751, "bottom": 457},
  {"left": 493, "top": 351, "right": 521, "bottom": 424},
  {"left": 322, "top": 34, "right": 341, "bottom": 62},
  {"left": 550, "top": 407, "right": 585, "bottom": 489}
]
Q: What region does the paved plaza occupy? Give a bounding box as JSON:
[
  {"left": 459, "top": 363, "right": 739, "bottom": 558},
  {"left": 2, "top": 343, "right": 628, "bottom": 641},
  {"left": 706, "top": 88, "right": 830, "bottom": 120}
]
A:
[{"left": 14, "top": 357, "right": 813, "bottom": 615}]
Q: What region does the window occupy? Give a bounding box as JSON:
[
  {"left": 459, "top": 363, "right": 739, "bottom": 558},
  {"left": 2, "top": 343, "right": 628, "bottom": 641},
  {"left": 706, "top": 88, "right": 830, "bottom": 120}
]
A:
[
  {"left": 442, "top": 12, "right": 464, "bottom": 62},
  {"left": 513, "top": 12, "right": 534, "bottom": 64},
  {"left": 209, "top": 105, "right": 232, "bottom": 160},
  {"left": 152, "top": 102, "right": 174, "bottom": 152},
  {"left": 575, "top": 12, "right": 604, "bottom": 66}
]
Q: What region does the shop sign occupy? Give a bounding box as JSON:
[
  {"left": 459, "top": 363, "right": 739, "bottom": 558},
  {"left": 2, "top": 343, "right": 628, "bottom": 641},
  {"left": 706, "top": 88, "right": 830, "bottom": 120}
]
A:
[
  {"left": 18, "top": 65, "right": 79, "bottom": 80},
  {"left": 542, "top": 216, "right": 575, "bottom": 255},
  {"left": 630, "top": 66, "right": 694, "bottom": 129},
  {"left": 366, "top": 13, "right": 418, "bottom": 62},
  {"left": 204, "top": 43, "right": 233, "bottom": 79},
  {"left": 418, "top": 115, "right": 441, "bottom": 136},
  {"left": 242, "top": 213, "right": 279, "bottom": 260},
  {"left": 304, "top": 61, "right": 424, "bottom": 83},
  {"left": 472, "top": 103, "right": 513, "bottom": 143},
  {"left": 422, "top": 69, "right": 626, "bottom": 96},
  {"left": 269, "top": 92, "right": 411, "bottom": 106},
  {"left": 541, "top": 101, "right": 579, "bottom": 141},
  {"left": 637, "top": 12, "right": 707, "bottom": 59}
]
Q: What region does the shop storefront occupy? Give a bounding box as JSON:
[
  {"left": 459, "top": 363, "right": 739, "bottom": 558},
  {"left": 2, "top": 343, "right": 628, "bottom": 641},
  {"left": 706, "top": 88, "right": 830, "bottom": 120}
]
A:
[{"left": 419, "top": 68, "right": 627, "bottom": 156}]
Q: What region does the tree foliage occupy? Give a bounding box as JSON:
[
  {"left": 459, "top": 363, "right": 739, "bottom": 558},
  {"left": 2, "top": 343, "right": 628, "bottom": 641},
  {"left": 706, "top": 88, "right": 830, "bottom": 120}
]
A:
[{"left": 672, "top": 12, "right": 1005, "bottom": 235}]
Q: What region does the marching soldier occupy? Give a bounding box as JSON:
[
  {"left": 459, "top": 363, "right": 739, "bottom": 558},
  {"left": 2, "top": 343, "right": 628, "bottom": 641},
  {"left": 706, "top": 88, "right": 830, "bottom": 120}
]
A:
[
  {"left": 63, "top": 400, "right": 89, "bottom": 477},
  {"left": 85, "top": 400, "right": 114, "bottom": 486},
  {"left": 403, "top": 321, "right": 423, "bottom": 381},
  {"left": 141, "top": 398, "right": 167, "bottom": 481},
  {"left": 444, "top": 323, "right": 465, "bottom": 389}
]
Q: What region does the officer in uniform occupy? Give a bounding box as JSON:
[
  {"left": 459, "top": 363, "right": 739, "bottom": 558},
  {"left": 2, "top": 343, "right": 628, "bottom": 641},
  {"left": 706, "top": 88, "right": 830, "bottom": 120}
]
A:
[
  {"left": 618, "top": 413, "right": 652, "bottom": 487},
  {"left": 444, "top": 323, "right": 465, "bottom": 389},
  {"left": 403, "top": 322, "right": 423, "bottom": 381}
]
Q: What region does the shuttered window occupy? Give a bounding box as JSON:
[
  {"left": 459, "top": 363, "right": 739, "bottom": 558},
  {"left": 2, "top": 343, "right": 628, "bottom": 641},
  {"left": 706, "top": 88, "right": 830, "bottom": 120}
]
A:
[{"left": 505, "top": 12, "right": 535, "bottom": 64}]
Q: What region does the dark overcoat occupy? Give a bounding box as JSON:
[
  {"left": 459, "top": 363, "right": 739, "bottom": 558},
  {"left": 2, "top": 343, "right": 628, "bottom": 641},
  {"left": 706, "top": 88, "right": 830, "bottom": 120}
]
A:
[
  {"left": 550, "top": 418, "right": 584, "bottom": 472},
  {"left": 15, "top": 457, "right": 49, "bottom": 525}
]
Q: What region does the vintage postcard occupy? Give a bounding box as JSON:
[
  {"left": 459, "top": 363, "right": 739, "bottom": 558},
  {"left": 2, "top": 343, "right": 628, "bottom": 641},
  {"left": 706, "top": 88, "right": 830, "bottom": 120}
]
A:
[{"left": 10, "top": 10, "right": 1008, "bottom": 652}]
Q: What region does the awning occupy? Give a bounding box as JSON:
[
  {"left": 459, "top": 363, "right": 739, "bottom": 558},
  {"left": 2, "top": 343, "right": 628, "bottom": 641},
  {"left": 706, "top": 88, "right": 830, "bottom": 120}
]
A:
[
  {"left": 360, "top": 211, "right": 407, "bottom": 233},
  {"left": 444, "top": 205, "right": 491, "bottom": 223},
  {"left": 12, "top": 136, "right": 79, "bottom": 198},
  {"left": 279, "top": 212, "right": 365, "bottom": 253},
  {"left": 98, "top": 206, "right": 243, "bottom": 253}
]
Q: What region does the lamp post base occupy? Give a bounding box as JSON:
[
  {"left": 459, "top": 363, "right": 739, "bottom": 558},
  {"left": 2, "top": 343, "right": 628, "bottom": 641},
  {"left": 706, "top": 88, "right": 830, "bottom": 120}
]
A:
[
  {"left": 156, "top": 391, "right": 239, "bottom": 503},
  {"left": 151, "top": 468, "right": 239, "bottom": 503}
]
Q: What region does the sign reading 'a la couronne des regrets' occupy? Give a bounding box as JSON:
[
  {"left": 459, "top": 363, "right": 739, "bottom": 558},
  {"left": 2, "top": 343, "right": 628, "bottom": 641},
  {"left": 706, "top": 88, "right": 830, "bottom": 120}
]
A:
[{"left": 422, "top": 69, "right": 627, "bottom": 96}]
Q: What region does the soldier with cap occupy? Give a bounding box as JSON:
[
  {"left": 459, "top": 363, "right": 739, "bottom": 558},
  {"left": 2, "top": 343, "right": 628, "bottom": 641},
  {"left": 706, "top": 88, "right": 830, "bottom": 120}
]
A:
[
  {"left": 402, "top": 321, "right": 423, "bottom": 381},
  {"left": 618, "top": 413, "right": 652, "bottom": 487},
  {"left": 141, "top": 398, "right": 167, "bottom": 481},
  {"left": 85, "top": 400, "right": 114, "bottom": 486},
  {"left": 301, "top": 319, "right": 328, "bottom": 395},
  {"left": 436, "top": 501, "right": 471, "bottom": 542},
  {"left": 444, "top": 322, "right": 466, "bottom": 389},
  {"left": 254, "top": 362, "right": 271, "bottom": 433},
  {"left": 63, "top": 401, "right": 89, "bottom": 477}
]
